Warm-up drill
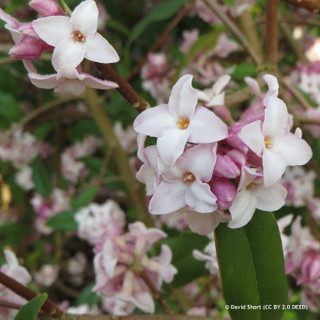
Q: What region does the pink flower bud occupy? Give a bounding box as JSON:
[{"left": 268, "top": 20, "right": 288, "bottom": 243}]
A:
[
  {"left": 210, "top": 178, "right": 236, "bottom": 210},
  {"left": 213, "top": 154, "right": 240, "bottom": 179},
  {"left": 29, "top": 0, "right": 65, "bottom": 16}
]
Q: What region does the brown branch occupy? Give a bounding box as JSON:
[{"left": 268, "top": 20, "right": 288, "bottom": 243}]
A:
[
  {"left": 281, "top": 0, "right": 320, "bottom": 13},
  {"left": 126, "top": 4, "right": 191, "bottom": 81},
  {"left": 136, "top": 270, "right": 174, "bottom": 315},
  {"left": 265, "top": 0, "right": 279, "bottom": 67},
  {"left": 0, "top": 271, "right": 63, "bottom": 317},
  {"left": 95, "top": 63, "right": 150, "bottom": 113},
  {"left": 203, "top": 0, "right": 262, "bottom": 66}
]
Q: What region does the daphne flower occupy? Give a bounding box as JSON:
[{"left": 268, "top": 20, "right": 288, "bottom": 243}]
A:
[
  {"left": 229, "top": 167, "right": 287, "bottom": 228},
  {"left": 28, "top": 65, "right": 118, "bottom": 95},
  {"left": 134, "top": 74, "right": 228, "bottom": 165},
  {"left": 149, "top": 143, "right": 218, "bottom": 215},
  {"left": 238, "top": 74, "right": 312, "bottom": 187},
  {"left": 32, "top": 0, "right": 119, "bottom": 70}
]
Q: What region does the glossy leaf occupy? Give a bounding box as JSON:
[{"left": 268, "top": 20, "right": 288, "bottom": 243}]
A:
[
  {"left": 71, "top": 186, "right": 100, "bottom": 210},
  {"left": 31, "top": 157, "right": 53, "bottom": 198},
  {"left": 46, "top": 210, "right": 77, "bottom": 231},
  {"left": 14, "top": 293, "right": 47, "bottom": 320},
  {"left": 215, "top": 211, "right": 288, "bottom": 320}
]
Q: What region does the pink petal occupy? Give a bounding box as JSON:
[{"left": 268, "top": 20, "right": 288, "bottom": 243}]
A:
[
  {"left": 85, "top": 33, "right": 119, "bottom": 64},
  {"left": 228, "top": 189, "right": 257, "bottom": 228},
  {"left": 273, "top": 133, "right": 312, "bottom": 166},
  {"left": 238, "top": 120, "right": 264, "bottom": 156},
  {"left": 71, "top": 0, "right": 98, "bottom": 37},
  {"left": 82, "top": 73, "right": 118, "bottom": 90},
  {"left": 32, "top": 16, "right": 70, "bottom": 46},
  {"left": 263, "top": 97, "right": 289, "bottom": 138},
  {"left": 168, "top": 74, "right": 197, "bottom": 118},
  {"left": 254, "top": 183, "right": 287, "bottom": 211},
  {"left": 263, "top": 149, "right": 286, "bottom": 187},
  {"left": 188, "top": 107, "right": 228, "bottom": 143},
  {"left": 133, "top": 104, "right": 175, "bottom": 137},
  {"left": 157, "top": 128, "right": 189, "bottom": 166},
  {"left": 149, "top": 181, "right": 187, "bottom": 215},
  {"left": 185, "top": 180, "right": 217, "bottom": 213}
]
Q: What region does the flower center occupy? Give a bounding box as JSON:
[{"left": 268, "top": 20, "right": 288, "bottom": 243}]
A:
[
  {"left": 72, "top": 30, "right": 86, "bottom": 43},
  {"left": 177, "top": 117, "right": 190, "bottom": 130},
  {"left": 183, "top": 172, "right": 195, "bottom": 184},
  {"left": 264, "top": 138, "right": 273, "bottom": 149},
  {"left": 246, "top": 182, "right": 256, "bottom": 190}
]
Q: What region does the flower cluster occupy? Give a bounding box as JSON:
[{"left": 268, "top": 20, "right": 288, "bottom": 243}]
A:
[
  {"left": 134, "top": 73, "right": 312, "bottom": 233},
  {"left": 0, "top": 0, "right": 119, "bottom": 95},
  {"left": 75, "top": 200, "right": 177, "bottom": 315}
]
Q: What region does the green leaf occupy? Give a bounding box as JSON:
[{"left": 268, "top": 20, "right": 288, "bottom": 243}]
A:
[
  {"left": 14, "top": 293, "right": 47, "bottom": 320},
  {"left": 126, "top": 0, "right": 191, "bottom": 55},
  {"left": 46, "top": 210, "right": 77, "bottom": 231},
  {"left": 77, "top": 283, "right": 101, "bottom": 307},
  {"left": 31, "top": 157, "right": 52, "bottom": 198},
  {"left": 0, "top": 91, "right": 23, "bottom": 128},
  {"left": 33, "top": 122, "right": 54, "bottom": 140},
  {"left": 174, "top": 26, "right": 224, "bottom": 81},
  {"left": 231, "top": 63, "right": 256, "bottom": 81},
  {"left": 162, "top": 231, "right": 210, "bottom": 288},
  {"left": 215, "top": 211, "right": 288, "bottom": 320},
  {"left": 71, "top": 186, "right": 100, "bottom": 210}
]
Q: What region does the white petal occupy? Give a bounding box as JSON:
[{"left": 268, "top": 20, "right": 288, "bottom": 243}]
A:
[
  {"left": 82, "top": 73, "right": 118, "bottom": 90},
  {"left": 180, "top": 143, "right": 216, "bottom": 181},
  {"left": 188, "top": 107, "right": 228, "bottom": 143},
  {"left": 71, "top": 0, "right": 98, "bottom": 37},
  {"left": 56, "top": 79, "right": 86, "bottom": 96},
  {"left": 263, "top": 149, "right": 287, "bottom": 187},
  {"left": 185, "top": 180, "right": 217, "bottom": 213},
  {"left": 32, "top": 16, "right": 71, "bottom": 46},
  {"left": 133, "top": 104, "right": 175, "bottom": 137},
  {"left": 228, "top": 189, "right": 257, "bottom": 228},
  {"left": 212, "top": 74, "right": 231, "bottom": 95},
  {"left": 273, "top": 133, "right": 312, "bottom": 166},
  {"left": 254, "top": 182, "right": 287, "bottom": 211},
  {"left": 52, "top": 38, "right": 86, "bottom": 70},
  {"left": 168, "top": 74, "right": 197, "bottom": 118},
  {"left": 28, "top": 72, "right": 59, "bottom": 89},
  {"left": 85, "top": 33, "right": 119, "bottom": 64},
  {"left": 263, "top": 97, "right": 289, "bottom": 138},
  {"left": 157, "top": 128, "right": 189, "bottom": 166},
  {"left": 238, "top": 120, "right": 264, "bottom": 156},
  {"left": 149, "top": 181, "right": 187, "bottom": 214}
]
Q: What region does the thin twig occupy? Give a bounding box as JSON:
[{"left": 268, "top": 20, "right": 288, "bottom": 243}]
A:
[
  {"left": 266, "top": 0, "right": 279, "bottom": 66},
  {"left": 137, "top": 270, "right": 174, "bottom": 315},
  {"left": 281, "top": 0, "right": 320, "bottom": 13},
  {"left": 0, "top": 271, "right": 63, "bottom": 317},
  {"left": 203, "top": 0, "right": 262, "bottom": 66},
  {"left": 95, "top": 63, "right": 150, "bottom": 113}
]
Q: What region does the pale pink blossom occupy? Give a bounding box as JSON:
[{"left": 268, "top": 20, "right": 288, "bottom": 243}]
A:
[
  {"left": 75, "top": 200, "right": 126, "bottom": 244},
  {"left": 179, "top": 29, "right": 199, "bottom": 54},
  {"left": 28, "top": 65, "right": 118, "bottom": 95},
  {"left": 15, "top": 166, "right": 34, "bottom": 191},
  {"left": 134, "top": 74, "right": 228, "bottom": 165},
  {"left": 239, "top": 74, "right": 312, "bottom": 187},
  {"left": 93, "top": 222, "right": 177, "bottom": 315},
  {"left": 31, "top": 188, "right": 70, "bottom": 234},
  {"left": 67, "top": 304, "right": 100, "bottom": 315},
  {"left": 32, "top": 0, "right": 119, "bottom": 70},
  {"left": 113, "top": 122, "right": 138, "bottom": 153},
  {"left": 29, "top": 0, "right": 65, "bottom": 17},
  {"left": 212, "top": 34, "right": 238, "bottom": 58},
  {"left": 228, "top": 167, "right": 287, "bottom": 228},
  {"left": 34, "top": 264, "right": 59, "bottom": 287}
]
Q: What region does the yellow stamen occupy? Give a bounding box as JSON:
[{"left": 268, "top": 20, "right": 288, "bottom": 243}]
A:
[
  {"left": 72, "top": 30, "right": 85, "bottom": 43},
  {"left": 246, "top": 182, "right": 256, "bottom": 190},
  {"left": 177, "top": 117, "right": 190, "bottom": 130},
  {"left": 264, "top": 138, "right": 273, "bottom": 149},
  {"left": 183, "top": 172, "right": 195, "bottom": 184}
]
